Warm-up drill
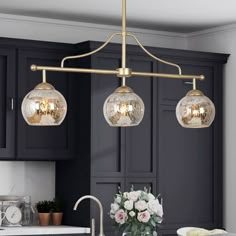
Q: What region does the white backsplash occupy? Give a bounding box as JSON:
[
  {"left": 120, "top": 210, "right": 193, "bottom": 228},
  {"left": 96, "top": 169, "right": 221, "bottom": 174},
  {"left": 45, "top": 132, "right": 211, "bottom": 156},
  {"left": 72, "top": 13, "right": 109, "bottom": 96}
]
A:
[{"left": 0, "top": 161, "right": 55, "bottom": 205}]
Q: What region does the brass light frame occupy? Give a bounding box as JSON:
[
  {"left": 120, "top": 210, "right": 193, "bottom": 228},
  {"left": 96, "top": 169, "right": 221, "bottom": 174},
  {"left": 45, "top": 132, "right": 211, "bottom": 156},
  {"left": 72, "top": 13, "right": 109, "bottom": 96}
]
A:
[
  {"left": 30, "top": 0, "right": 205, "bottom": 83},
  {"left": 23, "top": 0, "right": 216, "bottom": 128}
]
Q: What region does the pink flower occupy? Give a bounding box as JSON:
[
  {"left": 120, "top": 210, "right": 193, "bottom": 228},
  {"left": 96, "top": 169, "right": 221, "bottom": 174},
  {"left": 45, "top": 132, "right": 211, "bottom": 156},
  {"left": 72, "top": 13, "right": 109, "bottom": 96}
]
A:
[
  {"left": 137, "top": 210, "right": 151, "bottom": 223},
  {"left": 128, "top": 191, "right": 140, "bottom": 201},
  {"left": 135, "top": 200, "right": 147, "bottom": 211},
  {"left": 114, "top": 209, "right": 128, "bottom": 224}
]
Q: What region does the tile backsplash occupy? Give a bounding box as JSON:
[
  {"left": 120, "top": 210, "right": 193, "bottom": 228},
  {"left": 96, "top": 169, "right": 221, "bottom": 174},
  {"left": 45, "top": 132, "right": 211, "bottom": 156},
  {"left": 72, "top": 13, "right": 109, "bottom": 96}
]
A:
[{"left": 0, "top": 161, "right": 55, "bottom": 205}]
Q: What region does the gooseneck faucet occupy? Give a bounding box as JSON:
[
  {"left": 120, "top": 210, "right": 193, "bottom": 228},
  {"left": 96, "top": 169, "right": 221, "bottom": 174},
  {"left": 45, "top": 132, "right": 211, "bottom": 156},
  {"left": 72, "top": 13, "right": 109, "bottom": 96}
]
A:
[{"left": 73, "top": 195, "right": 105, "bottom": 236}]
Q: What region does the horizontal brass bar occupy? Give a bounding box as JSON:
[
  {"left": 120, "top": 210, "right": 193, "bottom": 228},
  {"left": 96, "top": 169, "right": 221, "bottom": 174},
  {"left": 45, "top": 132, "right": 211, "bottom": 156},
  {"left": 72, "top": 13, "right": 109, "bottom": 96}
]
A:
[
  {"left": 31, "top": 65, "right": 118, "bottom": 75},
  {"left": 132, "top": 71, "right": 205, "bottom": 80},
  {"left": 31, "top": 64, "right": 205, "bottom": 80}
]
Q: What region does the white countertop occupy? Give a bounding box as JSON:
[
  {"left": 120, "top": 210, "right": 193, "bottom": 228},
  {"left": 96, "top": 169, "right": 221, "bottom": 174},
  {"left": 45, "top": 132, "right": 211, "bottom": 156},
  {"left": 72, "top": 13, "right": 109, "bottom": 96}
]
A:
[{"left": 0, "top": 226, "right": 90, "bottom": 235}]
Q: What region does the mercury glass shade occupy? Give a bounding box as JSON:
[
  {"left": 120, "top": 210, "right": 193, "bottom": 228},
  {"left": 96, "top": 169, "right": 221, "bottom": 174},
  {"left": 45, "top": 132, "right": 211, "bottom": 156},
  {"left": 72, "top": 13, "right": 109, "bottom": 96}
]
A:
[
  {"left": 103, "top": 86, "right": 145, "bottom": 127},
  {"left": 21, "top": 82, "right": 67, "bottom": 126},
  {"left": 176, "top": 89, "right": 215, "bottom": 128}
]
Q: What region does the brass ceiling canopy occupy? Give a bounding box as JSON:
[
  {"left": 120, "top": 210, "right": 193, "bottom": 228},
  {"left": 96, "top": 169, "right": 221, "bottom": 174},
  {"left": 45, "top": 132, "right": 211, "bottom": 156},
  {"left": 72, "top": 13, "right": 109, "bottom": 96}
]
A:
[{"left": 21, "top": 0, "right": 215, "bottom": 128}]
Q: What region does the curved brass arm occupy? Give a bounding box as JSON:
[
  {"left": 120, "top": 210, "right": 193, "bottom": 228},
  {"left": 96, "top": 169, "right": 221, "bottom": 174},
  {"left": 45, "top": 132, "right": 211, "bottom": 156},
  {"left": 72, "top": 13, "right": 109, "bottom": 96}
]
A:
[
  {"left": 127, "top": 32, "right": 182, "bottom": 75},
  {"left": 61, "top": 32, "right": 122, "bottom": 67}
]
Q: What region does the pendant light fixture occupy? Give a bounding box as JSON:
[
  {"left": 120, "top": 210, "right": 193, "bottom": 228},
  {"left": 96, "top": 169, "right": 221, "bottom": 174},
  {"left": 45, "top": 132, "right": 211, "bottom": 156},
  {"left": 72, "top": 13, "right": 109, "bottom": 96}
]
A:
[
  {"left": 22, "top": 0, "right": 215, "bottom": 128},
  {"left": 176, "top": 79, "right": 215, "bottom": 128},
  {"left": 21, "top": 70, "right": 67, "bottom": 126},
  {"left": 103, "top": 85, "right": 145, "bottom": 127}
]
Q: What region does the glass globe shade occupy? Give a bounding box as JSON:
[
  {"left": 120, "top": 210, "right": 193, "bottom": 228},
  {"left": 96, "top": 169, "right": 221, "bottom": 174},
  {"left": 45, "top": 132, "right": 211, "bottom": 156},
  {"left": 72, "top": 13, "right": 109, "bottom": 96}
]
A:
[
  {"left": 21, "top": 82, "right": 67, "bottom": 126},
  {"left": 176, "top": 89, "right": 215, "bottom": 128},
  {"left": 103, "top": 86, "right": 145, "bottom": 127}
]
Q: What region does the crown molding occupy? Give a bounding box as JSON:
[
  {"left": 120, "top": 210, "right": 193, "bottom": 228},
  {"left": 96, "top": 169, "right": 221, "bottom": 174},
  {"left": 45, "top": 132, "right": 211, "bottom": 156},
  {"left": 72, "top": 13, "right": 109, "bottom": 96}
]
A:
[
  {"left": 187, "top": 23, "right": 236, "bottom": 38},
  {"left": 0, "top": 13, "right": 187, "bottom": 39}
]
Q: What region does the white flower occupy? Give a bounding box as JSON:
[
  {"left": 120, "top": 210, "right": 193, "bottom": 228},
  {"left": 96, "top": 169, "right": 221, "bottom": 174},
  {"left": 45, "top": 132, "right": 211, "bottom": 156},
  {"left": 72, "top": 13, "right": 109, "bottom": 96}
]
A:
[
  {"left": 148, "top": 193, "right": 155, "bottom": 201},
  {"left": 156, "top": 203, "right": 163, "bottom": 218},
  {"left": 123, "top": 192, "right": 129, "bottom": 199},
  {"left": 110, "top": 203, "right": 120, "bottom": 214},
  {"left": 115, "top": 196, "right": 122, "bottom": 204},
  {"left": 124, "top": 200, "right": 133, "bottom": 210},
  {"left": 137, "top": 210, "right": 151, "bottom": 223},
  {"left": 128, "top": 191, "right": 140, "bottom": 201},
  {"left": 110, "top": 211, "right": 115, "bottom": 219},
  {"left": 137, "top": 190, "right": 142, "bottom": 196},
  {"left": 129, "top": 211, "right": 135, "bottom": 217},
  {"left": 114, "top": 209, "right": 128, "bottom": 224},
  {"left": 135, "top": 200, "right": 147, "bottom": 211},
  {"left": 147, "top": 199, "right": 163, "bottom": 217}
]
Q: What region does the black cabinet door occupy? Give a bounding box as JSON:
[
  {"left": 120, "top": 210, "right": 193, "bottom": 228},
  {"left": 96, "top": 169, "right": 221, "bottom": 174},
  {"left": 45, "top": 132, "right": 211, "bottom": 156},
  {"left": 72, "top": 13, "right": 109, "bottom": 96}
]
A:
[
  {"left": 0, "top": 48, "right": 16, "bottom": 159},
  {"left": 17, "top": 49, "right": 76, "bottom": 160},
  {"left": 125, "top": 56, "right": 157, "bottom": 179},
  {"left": 91, "top": 53, "right": 125, "bottom": 177},
  {"left": 91, "top": 178, "right": 125, "bottom": 235},
  {"left": 157, "top": 62, "right": 222, "bottom": 232}
]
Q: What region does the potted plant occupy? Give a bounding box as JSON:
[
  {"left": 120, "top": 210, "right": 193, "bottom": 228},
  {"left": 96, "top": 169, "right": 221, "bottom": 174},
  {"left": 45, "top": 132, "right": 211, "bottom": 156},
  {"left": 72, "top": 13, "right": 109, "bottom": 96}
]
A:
[
  {"left": 51, "top": 199, "right": 63, "bottom": 226},
  {"left": 36, "top": 200, "right": 52, "bottom": 226}
]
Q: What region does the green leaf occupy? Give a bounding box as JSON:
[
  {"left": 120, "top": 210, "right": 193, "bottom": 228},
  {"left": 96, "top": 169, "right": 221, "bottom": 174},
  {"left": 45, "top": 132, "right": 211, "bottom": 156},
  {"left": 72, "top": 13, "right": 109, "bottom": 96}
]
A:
[
  {"left": 131, "top": 224, "right": 138, "bottom": 232},
  {"left": 150, "top": 219, "right": 156, "bottom": 227}
]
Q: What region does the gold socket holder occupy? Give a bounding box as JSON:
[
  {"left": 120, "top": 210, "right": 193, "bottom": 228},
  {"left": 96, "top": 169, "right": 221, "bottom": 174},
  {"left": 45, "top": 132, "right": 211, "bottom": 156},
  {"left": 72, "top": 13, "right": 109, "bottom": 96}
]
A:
[{"left": 116, "top": 68, "right": 132, "bottom": 78}]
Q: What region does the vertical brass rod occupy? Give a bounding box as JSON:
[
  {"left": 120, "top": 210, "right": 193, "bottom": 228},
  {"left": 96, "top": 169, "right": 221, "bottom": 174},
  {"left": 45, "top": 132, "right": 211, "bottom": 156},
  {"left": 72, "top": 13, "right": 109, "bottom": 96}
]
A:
[
  {"left": 193, "top": 78, "right": 197, "bottom": 90},
  {"left": 122, "top": 0, "right": 126, "bottom": 68},
  {"left": 42, "top": 70, "right": 47, "bottom": 83},
  {"left": 121, "top": 0, "right": 127, "bottom": 86}
]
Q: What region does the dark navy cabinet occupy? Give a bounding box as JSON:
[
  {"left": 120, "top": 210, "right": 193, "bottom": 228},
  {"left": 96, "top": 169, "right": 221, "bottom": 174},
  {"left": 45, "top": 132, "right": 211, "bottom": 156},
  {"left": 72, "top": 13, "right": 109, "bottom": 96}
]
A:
[
  {"left": 0, "top": 38, "right": 76, "bottom": 160},
  {"left": 0, "top": 37, "right": 227, "bottom": 236},
  {"left": 0, "top": 47, "right": 16, "bottom": 159},
  {"left": 17, "top": 48, "right": 76, "bottom": 160},
  {"left": 55, "top": 41, "right": 228, "bottom": 236},
  {"left": 157, "top": 54, "right": 224, "bottom": 235}
]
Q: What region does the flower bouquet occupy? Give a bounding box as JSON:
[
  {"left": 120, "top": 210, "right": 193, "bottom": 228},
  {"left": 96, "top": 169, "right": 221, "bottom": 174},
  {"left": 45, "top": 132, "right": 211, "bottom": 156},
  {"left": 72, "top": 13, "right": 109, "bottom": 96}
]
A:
[{"left": 109, "top": 187, "right": 163, "bottom": 236}]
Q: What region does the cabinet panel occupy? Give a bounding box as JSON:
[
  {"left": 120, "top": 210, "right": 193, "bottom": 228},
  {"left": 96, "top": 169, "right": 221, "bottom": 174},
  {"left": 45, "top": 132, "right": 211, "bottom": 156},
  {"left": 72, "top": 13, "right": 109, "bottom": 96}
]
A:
[
  {"left": 158, "top": 60, "right": 214, "bottom": 106},
  {"left": 0, "top": 48, "right": 16, "bottom": 158},
  {"left": 125, "top": 178, "right": 157, "bottom": 194},
  {"left": 125, "top": 57, "right": 157, "bottom": 177},
  {"left": 17, "top": 49, "right": 75, "bottom": 160},
  {"left": 158, "top": 105, "right": 216, "bottom": 229},
  {"left": 91, "top": 178, "right": 125, "bottom": 234},
  {"left": 91, "top": 54, "right": 125, "bottom": 177},
  {"left": 55, "top": 41, "right": 227, "bottom": 233}
]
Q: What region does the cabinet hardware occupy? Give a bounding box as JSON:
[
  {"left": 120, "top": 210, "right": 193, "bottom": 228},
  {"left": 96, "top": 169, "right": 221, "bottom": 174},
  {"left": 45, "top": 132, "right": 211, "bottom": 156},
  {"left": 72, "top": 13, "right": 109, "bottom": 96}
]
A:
[
  {"left": 11, "top": 98, "right": 14, "bottom": 111},
  {"left": 184, "top": 81, "right": 193, "bottom": 85}
]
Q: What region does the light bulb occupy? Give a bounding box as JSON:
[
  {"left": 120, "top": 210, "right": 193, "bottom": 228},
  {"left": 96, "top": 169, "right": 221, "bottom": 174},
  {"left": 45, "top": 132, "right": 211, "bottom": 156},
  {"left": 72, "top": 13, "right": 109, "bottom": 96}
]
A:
[
  {"left": 21, "top": 82, "right": 67, "bottom": 126},
  {"left": 176, "top": 89, "right": 215, "bottom": 128},
  {"left": 103, "top": 86, "right": 145, "bottom": 127}
]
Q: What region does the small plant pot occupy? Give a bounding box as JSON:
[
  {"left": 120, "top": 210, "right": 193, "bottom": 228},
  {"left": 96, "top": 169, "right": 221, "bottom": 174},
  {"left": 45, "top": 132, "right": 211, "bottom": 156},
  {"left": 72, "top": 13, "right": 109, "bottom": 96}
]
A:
[
  {"left": 38, "top": 213, "right": 51, "bottom": 226},
  {"left": 52, "top": 212, "right": 63, "bottom": 226}
]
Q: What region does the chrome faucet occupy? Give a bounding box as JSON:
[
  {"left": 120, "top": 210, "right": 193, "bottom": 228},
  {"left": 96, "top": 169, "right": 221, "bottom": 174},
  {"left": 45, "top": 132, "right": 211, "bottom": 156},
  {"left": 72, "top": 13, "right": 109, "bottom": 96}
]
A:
[{"left": 74, "top": 195, "right": 105, "bottom": 236}]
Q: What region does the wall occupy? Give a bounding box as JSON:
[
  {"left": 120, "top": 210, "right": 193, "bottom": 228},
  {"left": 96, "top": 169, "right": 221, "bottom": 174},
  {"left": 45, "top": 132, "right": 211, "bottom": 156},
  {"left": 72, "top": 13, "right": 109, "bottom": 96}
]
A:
[
  {"left": 0, "top": 162, "right": 55, "bottom": 204},
  {"left": 188, "top": 24, "right": 236, "bottom": 232},
  {"left": 0, "top": 13, "right": 187, "bottom": 205},
  {"left": 0, "top": 13, "right": 188, "bottom": 48}
]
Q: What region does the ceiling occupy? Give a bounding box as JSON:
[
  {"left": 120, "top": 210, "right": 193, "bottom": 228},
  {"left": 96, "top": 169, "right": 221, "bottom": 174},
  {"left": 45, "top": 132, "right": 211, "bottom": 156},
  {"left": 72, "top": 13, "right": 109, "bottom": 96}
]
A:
[{"left": 0, "top": 0, "right": 236, "bottom": 33}]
